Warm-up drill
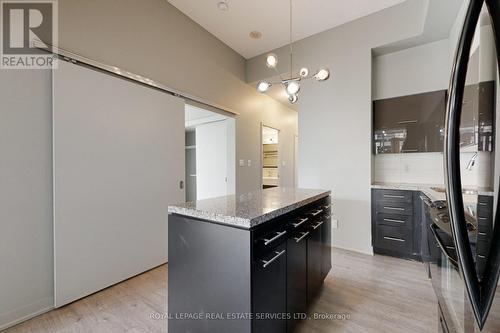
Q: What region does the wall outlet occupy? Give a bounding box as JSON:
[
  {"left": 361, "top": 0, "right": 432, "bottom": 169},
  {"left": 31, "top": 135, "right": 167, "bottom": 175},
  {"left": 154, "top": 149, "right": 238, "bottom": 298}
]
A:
[
  {"left": 239, "top": 159, "right": 245, "bottom": 167},
  {"left": 247, "top": 159, "right": 252, "bottom": 167},
  {"left": 332, "top": 219, "right": 339, "bottom": 229}
]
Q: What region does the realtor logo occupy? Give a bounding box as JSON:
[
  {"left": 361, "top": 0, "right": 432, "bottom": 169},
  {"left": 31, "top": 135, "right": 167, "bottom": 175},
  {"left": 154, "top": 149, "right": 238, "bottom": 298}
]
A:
[{"left": 1, "top": 0, "right": 58, "bottom": 69}]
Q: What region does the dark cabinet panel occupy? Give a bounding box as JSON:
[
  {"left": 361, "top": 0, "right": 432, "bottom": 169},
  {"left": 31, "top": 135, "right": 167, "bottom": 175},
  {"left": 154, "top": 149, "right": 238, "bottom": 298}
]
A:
[
  {"left": 461, "top": 81, "right": 496, "bottom": 151},
  {"left": 374, "top": 224, "right": 413, "bottom": 254},
  {"left": 372, "top": 189, "right": 421, "bottom": 260},
  {"left": 321, "top": 214, "right": 332, "bottom": 281},
  {"left": 373, "top": 90, "right": 446, "bottom": 154},
  {"left": 478, "top": 81, "right": 495, "bottom": 151},
  {"left": 286, "top": 231, "right": 308, "bottom": 333},
  {"left": 307, "top": 221, "right": 323, "bottom": 303},
  {"left": 253, "top": 242, "right": 287, "bottom": 333}
]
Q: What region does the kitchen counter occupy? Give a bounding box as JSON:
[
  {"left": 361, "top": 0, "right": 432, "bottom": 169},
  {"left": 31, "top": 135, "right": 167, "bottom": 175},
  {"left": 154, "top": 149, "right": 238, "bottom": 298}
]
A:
[
  {"left": 168, "top": 187, "right": 331, "bottom": 229},
  {"left": 168, "top": 188, "right": 332, "bottom": 332}
]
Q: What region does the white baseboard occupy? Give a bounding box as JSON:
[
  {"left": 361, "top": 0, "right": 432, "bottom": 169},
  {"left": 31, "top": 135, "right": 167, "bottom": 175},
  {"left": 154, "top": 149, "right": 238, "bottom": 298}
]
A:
[{"left": 0, "top": 297, "right": 54, "bottom": 331}]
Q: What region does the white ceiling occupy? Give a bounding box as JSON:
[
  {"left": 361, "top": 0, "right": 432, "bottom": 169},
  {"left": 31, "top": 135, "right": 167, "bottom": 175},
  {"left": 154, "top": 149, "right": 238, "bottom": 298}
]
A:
[{"left": 168, "top": 0, "right": 407, "bottom": 59}]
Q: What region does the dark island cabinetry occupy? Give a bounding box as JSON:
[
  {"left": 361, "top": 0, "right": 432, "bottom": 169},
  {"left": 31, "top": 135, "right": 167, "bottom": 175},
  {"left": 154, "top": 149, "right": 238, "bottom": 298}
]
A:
[{"left": 168, "top": 189, "right": 332, "bottom": 333}]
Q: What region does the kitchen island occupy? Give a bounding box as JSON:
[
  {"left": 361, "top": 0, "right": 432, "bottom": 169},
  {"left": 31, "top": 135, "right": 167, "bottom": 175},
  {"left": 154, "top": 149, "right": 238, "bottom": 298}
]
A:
[{"left": 167, "top": 187, "right": 332, "bottom": 333}]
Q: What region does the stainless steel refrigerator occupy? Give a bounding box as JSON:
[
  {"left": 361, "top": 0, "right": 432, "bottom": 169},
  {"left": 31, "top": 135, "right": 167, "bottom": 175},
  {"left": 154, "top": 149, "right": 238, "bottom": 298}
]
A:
[{"left": 426, "top": 0, "right": 500, "bottom": 332}]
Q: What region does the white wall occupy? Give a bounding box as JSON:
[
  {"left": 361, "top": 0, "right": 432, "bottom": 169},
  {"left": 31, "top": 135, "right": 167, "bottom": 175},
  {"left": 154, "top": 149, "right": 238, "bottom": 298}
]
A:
[
  {"left": 371, "top": 39, "right": 451, "bottom": 186},
  {"left": 0, "top": 70, "right": 53, "bottom": 330},
  {"left": 373, "top": 39, "right": 451, "bottom": 100},
  {"left": 247, "top": 0, "right": 431, "bottom": 255}
]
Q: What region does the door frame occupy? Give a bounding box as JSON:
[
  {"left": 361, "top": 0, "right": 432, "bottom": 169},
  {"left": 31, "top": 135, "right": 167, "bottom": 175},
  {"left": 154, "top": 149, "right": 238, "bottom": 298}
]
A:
[{"left": 260, "top": 123, "right": 281, "bottom": 190}]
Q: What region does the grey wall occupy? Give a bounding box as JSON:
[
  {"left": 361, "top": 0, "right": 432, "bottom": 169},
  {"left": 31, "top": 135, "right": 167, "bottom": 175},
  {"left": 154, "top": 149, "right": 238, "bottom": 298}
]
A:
[
  {"left": 0, "top": 0, "right": 297, "bottom": 328},
  {"left": 58, "top": 0, "right": 298, "bottom": 194},
  {"left": 246, "top": 0, "right": 442, "bottom": 254},
  {"left": 0, "top": 70, "right": 53, "bottom": 329}
]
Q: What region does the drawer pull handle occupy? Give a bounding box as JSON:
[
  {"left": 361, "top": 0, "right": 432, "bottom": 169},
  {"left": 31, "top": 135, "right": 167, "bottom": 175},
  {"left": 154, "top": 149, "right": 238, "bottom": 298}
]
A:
[
  {"left": 383, "top": 236, "right": 405, "bottom": 242},
  {"left": 383, "top": 194, "right": 405, "bottom": 199},
  {"left": 263, "top": 231, "right": 287, "bottom": 246},
  {"left": 383, "top": 218, "right": 405, "bottom": 224},
  {"left": 313, "top": 221, "right": 324, "bottom": 230},
  {"left": 323, "top": 204, "right": 331, "bottom": 209},
  {"left": 311, "top": 209, "right": 323, "bottom": 216},
  {"left": 479, "top": 202, "right": 488, "bottom": 206},
  {"left": 478, "top": 217, "right": 488, "bottom": 220},
  {"left": 478, "top": 232, "right": 487, "bottom": 236},
  {"left": 402, "top": 149, "right": 419, "bottom": 152},
  {"left": 397, "top": 120, "right": 418, "bottom": 124},
  {"left": 478, "top": 254, "right": 486, "bottom": 259},
  {"left": 384, "top": 206, "right": 405, "bottom": 211},
  {"left": 262, "top": 250, "right": 286, "bottom": 268},
  {"left": 292, "top": 218, "right": 308, "bottom": 228},
  {"left": 294, "top": 231, "right": 310, "bottom": 243}
]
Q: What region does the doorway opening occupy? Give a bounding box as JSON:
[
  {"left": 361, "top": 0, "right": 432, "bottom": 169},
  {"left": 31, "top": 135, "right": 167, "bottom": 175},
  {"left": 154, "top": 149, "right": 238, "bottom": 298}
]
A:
[
  {"left": 185, "top": 104, "right": 236, "bottom": 201},
  {"left": 262, "top": 125, "right": 279, "bottom": 189}
]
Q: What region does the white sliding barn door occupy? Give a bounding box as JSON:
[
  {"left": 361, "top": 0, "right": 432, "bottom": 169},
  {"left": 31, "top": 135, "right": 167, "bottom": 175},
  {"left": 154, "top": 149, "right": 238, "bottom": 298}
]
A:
[{"left": 53, "top": 61, "right": 184, "bottom": 307}]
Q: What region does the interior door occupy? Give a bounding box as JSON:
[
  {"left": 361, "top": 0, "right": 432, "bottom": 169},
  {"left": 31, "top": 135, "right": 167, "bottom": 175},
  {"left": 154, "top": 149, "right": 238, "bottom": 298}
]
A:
[
  {"left": 53, "top": 60, "right": 185, "bottom": 307},
  {"left": 196, "top": 120, "right": 228, "bottom": 200}
]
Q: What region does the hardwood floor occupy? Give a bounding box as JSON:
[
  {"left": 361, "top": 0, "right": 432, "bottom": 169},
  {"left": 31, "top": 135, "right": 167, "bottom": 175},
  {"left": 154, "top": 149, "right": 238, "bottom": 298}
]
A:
[{"left": 4, "top": 248, "right": 437, "bottom": 333}]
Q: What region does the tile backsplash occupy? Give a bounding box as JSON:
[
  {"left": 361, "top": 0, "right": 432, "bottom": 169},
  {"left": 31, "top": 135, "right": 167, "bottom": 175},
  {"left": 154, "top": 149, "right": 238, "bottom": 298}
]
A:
[{"left": 373, "top": 152, "right": 493, "bottom": 188}]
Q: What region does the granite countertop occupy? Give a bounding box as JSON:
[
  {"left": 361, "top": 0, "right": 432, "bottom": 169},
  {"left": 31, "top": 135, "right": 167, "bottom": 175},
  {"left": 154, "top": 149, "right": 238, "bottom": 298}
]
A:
[
  {"left": 371, "top": 181, "right": 494, "bottom": 203},
  {"left": 168, "top": 187, "right": 331, "bottom": 229}
]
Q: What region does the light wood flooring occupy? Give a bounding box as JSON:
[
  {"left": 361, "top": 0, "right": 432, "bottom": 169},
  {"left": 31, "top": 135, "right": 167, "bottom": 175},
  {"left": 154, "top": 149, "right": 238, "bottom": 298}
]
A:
[{"left": 4, "top": 248, "right": 438, "bottom": 333}]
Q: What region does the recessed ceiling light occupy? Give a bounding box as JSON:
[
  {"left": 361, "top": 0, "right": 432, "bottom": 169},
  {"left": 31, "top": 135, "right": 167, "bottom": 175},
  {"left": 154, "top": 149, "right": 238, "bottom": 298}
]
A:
[
  {"left": 217, "top": 1, "right": 228, "bottom": 11},
  {"left": 249, "top": 31, "right": 263, "bottom": 40}
]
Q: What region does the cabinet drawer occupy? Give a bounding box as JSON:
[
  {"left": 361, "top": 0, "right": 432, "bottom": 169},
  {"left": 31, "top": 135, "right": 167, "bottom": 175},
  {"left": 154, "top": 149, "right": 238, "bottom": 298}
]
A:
[
  {"left": 476, "top": 239, "right": 491, "bottom": 256},
  {"left": 373, "top": 189, "right": 412, "bottom": 203},
  {"left": 375, "top": 225, "right": 412, "bottom": 254},
  {"left": 477, "top": 195, "right": 493, "bottom": 216},
  {"left": 254, "top": 227, "right": 287, "bottom": 257},
  {"left": 376, "top": 213, "right": 412, "bottom": 228},
  {"left": 376, "top": 201, "right": 413, "bottom": 216},
  {"left": 477, "top": 216, "right": 493, "bottom": 234}
]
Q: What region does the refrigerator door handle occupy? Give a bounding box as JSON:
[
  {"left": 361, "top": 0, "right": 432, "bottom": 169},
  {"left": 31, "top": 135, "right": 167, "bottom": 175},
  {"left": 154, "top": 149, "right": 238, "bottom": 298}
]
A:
[{"left": 444, "top": 0, "right": 500, "bottom": 329}]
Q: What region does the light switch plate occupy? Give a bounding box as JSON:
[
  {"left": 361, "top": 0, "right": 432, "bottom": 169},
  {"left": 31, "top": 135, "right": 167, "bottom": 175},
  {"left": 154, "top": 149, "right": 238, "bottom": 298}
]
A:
[
  {"left": 239, "top": 159, "right": 245, "bottom": 167},
  {"left": 332, "top": 219, "right": 338, "bottom": 229},
  {"left": 247, "top": 160, "right": 251, "bottom": 167}
]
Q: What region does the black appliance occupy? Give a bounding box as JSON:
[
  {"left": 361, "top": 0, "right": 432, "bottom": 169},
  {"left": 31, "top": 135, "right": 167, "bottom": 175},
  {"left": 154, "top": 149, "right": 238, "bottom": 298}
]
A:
[{"left": 434, "top": 0, "right": 500, "bottom": 331}]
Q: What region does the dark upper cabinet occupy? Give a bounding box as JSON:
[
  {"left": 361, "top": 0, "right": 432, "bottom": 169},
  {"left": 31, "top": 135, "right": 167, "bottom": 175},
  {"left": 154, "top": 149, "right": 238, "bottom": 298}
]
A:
[
  {"left": 460, "top": 81, "right": 496, "bottom": 151},
  {"left": 373, "top": 90, "right": 446, "bottom": 154},
  {"left": 477, "top": 81, "right": 495, "bottom": 152},
  {"left": 252, "top": 242, "right": 287, "bottom": 333}
]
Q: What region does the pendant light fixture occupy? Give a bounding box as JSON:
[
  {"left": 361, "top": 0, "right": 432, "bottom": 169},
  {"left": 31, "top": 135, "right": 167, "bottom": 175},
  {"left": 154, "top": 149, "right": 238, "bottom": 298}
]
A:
[{"left": 256, "top": 0, "right": 330, "bottom": 104}]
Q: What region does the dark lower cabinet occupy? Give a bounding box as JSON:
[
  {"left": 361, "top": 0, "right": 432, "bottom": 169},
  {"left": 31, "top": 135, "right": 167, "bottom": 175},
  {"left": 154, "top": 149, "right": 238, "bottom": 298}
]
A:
[
  {"left": 169, "top": 195, "right": 331, "bottom": 333},
  {"left": 372, "top": 189, "right": 421, "bottom": 261},
  {"left": 307, "top": 221, "right": 323, "bottom": 303},
  {"left": 253, "top": 243, "right": 287, "bottom": 333},
  {"left": 286, "top": 231, "right": 308, "bottom": 333},
  {"left": 321, "top": 214, "right": 332, "bottom": 280}
]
